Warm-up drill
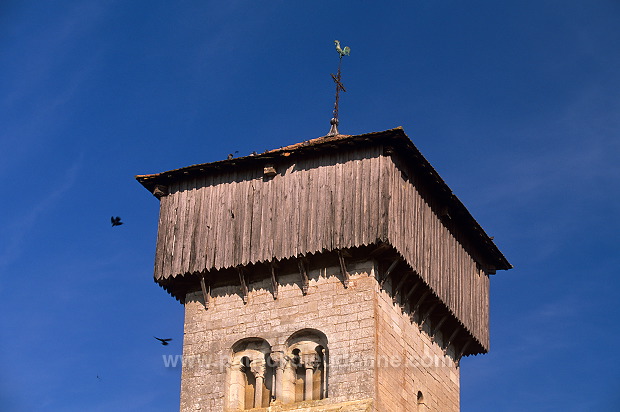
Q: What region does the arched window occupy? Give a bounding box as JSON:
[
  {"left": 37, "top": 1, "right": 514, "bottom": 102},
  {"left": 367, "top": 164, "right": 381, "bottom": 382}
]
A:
[
  {"left": 282, "top": 329, "right": 328, "bottom": 403},
  {"left": 228, "top": 339, "right": 273, "bottom": 410},
  {"left": 417, "top": 391, "right": 425, "bottom": 411}
]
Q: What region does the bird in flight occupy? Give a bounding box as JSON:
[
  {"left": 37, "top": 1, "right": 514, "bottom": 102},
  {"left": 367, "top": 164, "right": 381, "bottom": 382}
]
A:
[
  {"left": 154, "top": 336, "right": 172, "bottom": 346},
  {"left": 111, "top": 216, "right": 123, "bottom": 227}
]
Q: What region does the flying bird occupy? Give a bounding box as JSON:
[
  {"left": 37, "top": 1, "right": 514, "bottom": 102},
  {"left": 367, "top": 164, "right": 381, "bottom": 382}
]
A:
[
  {"left": 154, "top": 336, "right": 172, "bottom": 346},
  {"left": 111, "top": 216, "right": 123, "bottom": 227},
  {"left": 334, "top": 40, "right": 350, "bottom": 57}
]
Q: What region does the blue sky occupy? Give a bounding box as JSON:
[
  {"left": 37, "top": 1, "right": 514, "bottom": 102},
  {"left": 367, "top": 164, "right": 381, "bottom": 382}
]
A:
[{"left": 1, "top": 1, "right": 619, "bottom": 411}]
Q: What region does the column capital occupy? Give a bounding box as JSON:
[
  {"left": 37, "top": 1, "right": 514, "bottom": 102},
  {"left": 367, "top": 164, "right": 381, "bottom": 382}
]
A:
[
  {"left": 228, "top": 360, "right": 243, "bottom": 372},
  {"left": 301, "top": 352, "right": 320, "bottom": 370},
  {"left": 270, "top": 351, "right": 287, "bottom": 369},
  {"left": 250, "top": 359, "right": 266, "bottom": 378}
]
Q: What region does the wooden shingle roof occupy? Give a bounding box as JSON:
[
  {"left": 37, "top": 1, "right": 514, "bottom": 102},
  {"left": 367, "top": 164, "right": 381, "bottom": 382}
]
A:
[{"left": 137, "top": 127, "right": 511, "bottom": 272}]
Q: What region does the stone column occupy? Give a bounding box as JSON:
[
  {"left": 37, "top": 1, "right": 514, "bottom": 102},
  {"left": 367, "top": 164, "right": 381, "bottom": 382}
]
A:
[
  {"left": 251, "top": 360, "right": 266, "bottom": 408},
  {"left": 302, "top": 352, "right": 318, "bottom": 401},
  {"left": 281, "top": 359, "right": 297, "bottom": 404},
  {"left": 270, "top": 351, "right": 287, "bottom": 402},
  {"left": 321, "top": 348, "right": 327, "bottom": 400},
  {"left": 228, "top": 361, "right": 244, "bottom": 410}
]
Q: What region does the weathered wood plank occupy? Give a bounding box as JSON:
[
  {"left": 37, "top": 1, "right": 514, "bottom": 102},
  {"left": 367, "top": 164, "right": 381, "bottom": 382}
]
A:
[
  {"left": 153, "top": 191, "right": 169, "bottom": 279},
  {"left": 182, "top": 177, "right": 197, "bottom": 274},
  {"left": 169, "top": 179, "right": 185, "bottom": 277},
  {"left": 298, "top": 162, "right": 309, "bottom": 256},
  {"left": 249, "top": 175, "right": 262, "bottom": 263},
  {"left": 152, "top": 147, "right": 491, "bottom": 348},
  {"left": 189, "top": 175, "right": 205, "bottom": 273}
]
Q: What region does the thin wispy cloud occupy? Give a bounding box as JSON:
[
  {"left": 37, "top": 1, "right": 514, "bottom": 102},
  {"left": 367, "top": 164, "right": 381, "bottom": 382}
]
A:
[
  {"left": 472, "top": 75, "right": 620, "bottom": 209},
  {"left": 0, "top": 155, "right": 83, "bottom": 272},
  {"left": 0, "top": 2, "right": 109, "bottom": 176},
  {"left": 1, "top": 53, "right": 102, "bottom": 157},
  {"left": 1, "top": 1, "right": 111, "bottom": 108}
]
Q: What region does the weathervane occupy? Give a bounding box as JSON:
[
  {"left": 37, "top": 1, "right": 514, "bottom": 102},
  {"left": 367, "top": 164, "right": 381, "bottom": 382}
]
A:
[{"left": 327, "top": 40, "right": 350, "bottom": 137}]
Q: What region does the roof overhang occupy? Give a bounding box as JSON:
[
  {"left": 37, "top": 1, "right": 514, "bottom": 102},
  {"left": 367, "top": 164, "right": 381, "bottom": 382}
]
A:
[{"left": 136, "top": 127, "right": 512, "bottom": 271}]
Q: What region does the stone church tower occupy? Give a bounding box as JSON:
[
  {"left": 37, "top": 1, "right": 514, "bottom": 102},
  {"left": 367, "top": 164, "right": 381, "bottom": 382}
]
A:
[{"left": 137, "top": 127, "right": 511, "bottom": 411}]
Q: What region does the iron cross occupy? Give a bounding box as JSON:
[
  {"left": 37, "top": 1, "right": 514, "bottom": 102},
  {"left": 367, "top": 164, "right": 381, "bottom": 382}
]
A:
[
  {"left": 331, "top": 69, "right": 347, "bottom": 122},
  {"left": 327, "top": 40, "right": 350, "bottom": 137}
]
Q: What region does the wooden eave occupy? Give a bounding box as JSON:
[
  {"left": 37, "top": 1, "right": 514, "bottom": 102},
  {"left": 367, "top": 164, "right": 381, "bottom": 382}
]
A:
[
  {"left": 136, "top": 127, "right": 512, "bottom": 271},
  {"left": 157, "top": 245, "right": 491, "bottom": 356}
]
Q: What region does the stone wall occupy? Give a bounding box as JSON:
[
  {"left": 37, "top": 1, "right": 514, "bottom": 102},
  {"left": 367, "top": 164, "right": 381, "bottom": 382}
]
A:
[
  {"left": 181, "top": 261, "right": 377, "bottom": 411},
  {"left": 375, "top": 278, "right": 460, "bottom": 411},
  {"left": 179, "top": 259, "right": 459, "bottom": 411}
]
